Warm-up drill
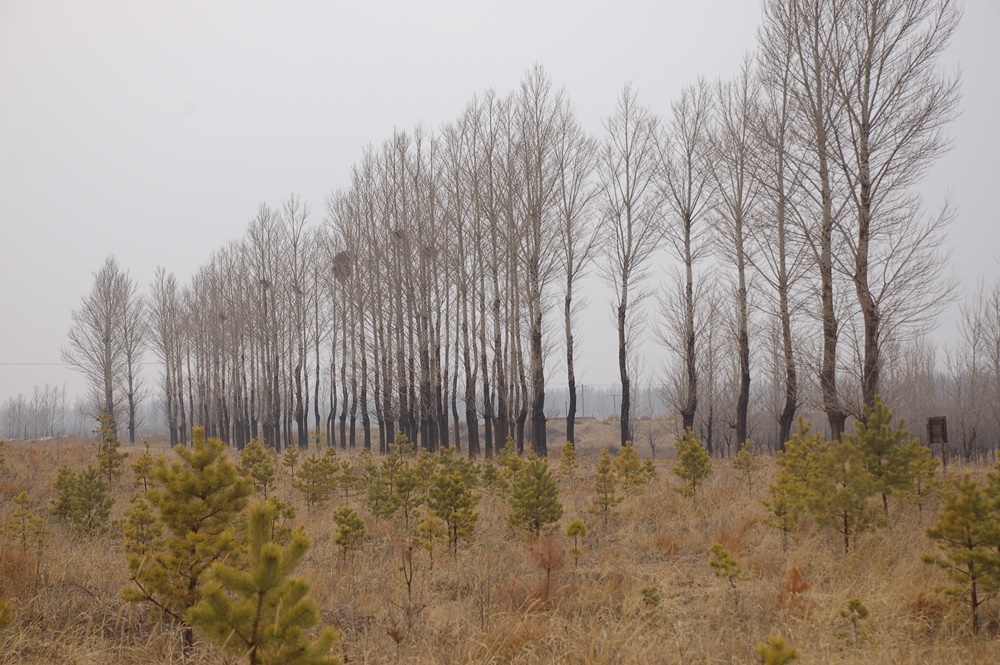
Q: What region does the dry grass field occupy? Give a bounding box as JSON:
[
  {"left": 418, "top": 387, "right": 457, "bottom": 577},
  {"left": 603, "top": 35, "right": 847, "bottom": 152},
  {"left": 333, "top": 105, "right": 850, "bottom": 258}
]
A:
[{"left": 0, "top": 423, "right": 998, "bottom": 664}]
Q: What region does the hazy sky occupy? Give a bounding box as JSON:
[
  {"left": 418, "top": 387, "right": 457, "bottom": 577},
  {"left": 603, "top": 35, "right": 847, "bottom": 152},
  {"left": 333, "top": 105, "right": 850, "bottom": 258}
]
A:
[{"left": 1, "top": 0, "right": 997, "bottom": 404}]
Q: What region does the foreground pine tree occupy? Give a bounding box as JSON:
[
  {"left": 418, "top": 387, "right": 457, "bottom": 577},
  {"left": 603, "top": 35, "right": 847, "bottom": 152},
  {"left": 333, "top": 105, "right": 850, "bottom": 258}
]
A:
[
  {"left": 507, "top": 458, "right": 563, "bottom": 536},
  {"left": 292, "top": 452, "right": 337, "bottom": 511},
  {"left": 557, "top": 441, "right": 578, "bottom": 479},
  {"left": 810, "top": 436, "right": 882, "bottom": 554},
  {"left": 240, "top": 439, "right": 278, "bottom": 498},
  {"left": 614, "top": 441, "right": 647, "bottom": 494},
  {"left": 591, "top": 449, "right": 621, "bottom": 526},
  {"left": 50, "top": 465, "right": 113, "bottom": 533},
  {"left": 189, "top": 501, "right": 339, "bottom": 665},
  {"left": 672, "top": 429, "right": 712, "bottom": 496},
  {"left": 122, "top": 427, "right": 251, "bottom": 648},
  {"left": 922, "top": 474, "right": 1000, "bottom": 633},
  {"left": 428, "top": 469, "right": 479, "bottom": 555},
  {"left": 849, "top": 397, "right": 925, "bottom": 516},
  {"left": 95, "top": 410, "right": 128, "bottom": 486}
]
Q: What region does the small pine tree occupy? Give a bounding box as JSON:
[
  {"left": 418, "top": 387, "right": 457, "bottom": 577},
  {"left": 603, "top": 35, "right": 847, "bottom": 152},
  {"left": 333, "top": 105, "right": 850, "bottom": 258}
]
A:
[
  {"left": 557, "top": 441, "right": 579, "bottom": 479},
  {"left": 641, "top": 585, "right": 662, "bottom": 611},
  {"left": 6, "top": 492, "right": 39, "bottom": 553},
  {"left": 365, "top": 465, "right": 399, "bottom": 520},
  {"left": 332, "top": 506, "right": 366, "bottom": 561},
  {"left": 479, "top": 460, "right": 505, "bottom": 495},
  {"left": 282, "top": 447, "right": 301, "bottom": 474},
  {"left": 810, "top": 437, "right": 882, "bottom": 554},
  {"left": 241, "top": 439, "right": 278, "bottom": 498},
  {"left": 381, "top": 443, "right": 406, "bottom": 490},
  {"left": 836, "top": 596, "right": 869, "bottom": 645},
  {"left": 565, "top": 518, "right": 586, "bottom": 570},
  {"left": 708, "top": 542, "right": 741, "bottom": 589},
  {"left": 334, "top": 455, "right": 361, "bottom": 499},
  {"left": 754, "top": 635, "right": 799, "bottom": 664},
  {"left": 292, "top": 453, "right": 337, "bottom": 512},
  {"left": 901, "top": 439, "right": 939, "bottom": 515},
  {"left": 428, "top": 470, "right": 479, "bottom": 555},
  {"left": 591, "top": 449, "right": 621, "bottom": 526},
  {"left": 763, "top": 421, "right": 828, "bottom": 549},
  {"left": 732, "top": 440, "right": 759, "bottom": 486},
  {"left": 122, "top": 494, "right": 163, "bottom": 560},
  {"left": 495, "top": 438, "right": 524, "bottom": 496},
  {"left": 5, "top": 491, "right": 47, "bottom": 586},
  {"left": 188, "top": 501, "right": 340, "bottom": 665},
  {"left": 263, "top": 495, "right": 296, "bottom": 546},
  {"left": 393, "top": 463, "right": 424, "bottom": 529},
  {"left": 95, "top": 411, "right": 128, "bottom": 487},
  {"left": 922, "top": 474, "right": 1000, "bottom": 633},
  {"left": 672, "top": 429, "right": 712, "bottom": 496},
  {"left": 437, "top": 445, "right": 480, "bottom": 489},
  {"left": 0, "top": 598, "right": 12, "bottom": 632},
  {"left": 507, "top": 458, "right": 563, "bottom": 536},
  {"left": 763, "top": 476, "right": 800, "bottom": 552},
  {"left": 122, "top": 427, "right": 252, "bottom": 649},
  {"left": 131, "top": 440, "right": 155, "bottom": 494},
  {"left": 50, "top": 465, "right": 113, "bottom": 533},
  {"left": 614, "top": 441, "right": 647, "bottom": 494},
  {"left": 413, "top": 513, "right": 447, "bottom": 565},
  {"left": 850, "top": 397, "right": 921, "bottom": 517},
  {"left": 642, "top": 458, "right": 658, "bottom": 483}
]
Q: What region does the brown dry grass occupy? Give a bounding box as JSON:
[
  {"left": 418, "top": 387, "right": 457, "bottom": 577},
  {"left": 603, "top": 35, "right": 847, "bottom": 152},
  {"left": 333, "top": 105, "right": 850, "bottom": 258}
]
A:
[{"left": 1, "top": 433, "right": 998, "bottom": 664}]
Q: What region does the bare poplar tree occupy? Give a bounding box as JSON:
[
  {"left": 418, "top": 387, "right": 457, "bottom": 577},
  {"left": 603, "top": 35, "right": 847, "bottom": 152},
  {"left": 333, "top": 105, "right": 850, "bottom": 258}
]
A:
[
  {"left": 761, "top": 0, "right": 850, "bottom": 439},
  {"left": 555, "top": 101, "right": 599, "bottom": 445},
  {"left": 514, "top": 65, "right": 563, "bottom": 456},
  {"left": 830, "top": 0, "right": 961, "bottom": 412},
  {"left": 709, "top": 58, "right": 761, "bottom": 450},
  {"left": 120, "top": 272, "right": 147, "bottom": 443},
  {"left": 62, "top": 256, "right": 132, "bottom": 438},
  {"left": 945, "top": 291, "right": 988, "bottom": 460},
  {"left": 661, "top": 79, "right": 714, "bottom": 432},
  {"left": 597, "top": 84, "right": 662, "bottom": 447},
  {"left": 754, "top": 12, "right": 811, "bottom": 446}
]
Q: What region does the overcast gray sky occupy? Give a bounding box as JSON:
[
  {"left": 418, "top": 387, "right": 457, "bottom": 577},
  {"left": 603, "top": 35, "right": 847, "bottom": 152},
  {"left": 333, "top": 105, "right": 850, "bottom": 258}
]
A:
[{"left": 1, "top": 0, "right": 997, "bottom": 404}]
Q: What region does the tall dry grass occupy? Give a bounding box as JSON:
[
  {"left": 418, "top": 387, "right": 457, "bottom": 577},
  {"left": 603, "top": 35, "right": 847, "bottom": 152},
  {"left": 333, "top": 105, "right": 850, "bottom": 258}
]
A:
[{"left": 0, "top": 434, "right": 997, "bottom": 663}]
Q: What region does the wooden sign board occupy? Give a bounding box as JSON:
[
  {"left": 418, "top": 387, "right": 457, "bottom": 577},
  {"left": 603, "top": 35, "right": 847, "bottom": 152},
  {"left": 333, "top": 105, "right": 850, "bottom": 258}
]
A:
[{"left": 927, "top": 416, "right": 948, "bottom": 444}]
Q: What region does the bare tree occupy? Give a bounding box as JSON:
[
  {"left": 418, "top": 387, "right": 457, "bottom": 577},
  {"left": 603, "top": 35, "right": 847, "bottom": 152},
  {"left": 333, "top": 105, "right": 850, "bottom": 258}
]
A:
[
  {"left": 661, "top": 79, "right": 714, "bottom": 432},
  {"left": 709, "top": 58, "right": 761, "bottom": 451},
  {"left": 597, "top": 83, "right": 662, "bottom": 448},
  {"left": 760, "top": 0, "right": 850, "bottom": 439},
  {"left": 830, "top": 0, "right": 961, "bottom": 413},
  {"left": 512, "top": 66, "right": 564, "bottom": 456},
  {"left": 62, "top": 256, "right": 134, "bottom": 438},
  {"left": 554, "top": 99, "right": 599, "bottom": 446},
  {"left": 753, "top": 34, "right": 808, "bottom": 446},
  {"left": 945, "top": 294, "right": 987, "bottom": 460},
  {"left": 120, "top": 271, "right": 147, "bottom": 443}
]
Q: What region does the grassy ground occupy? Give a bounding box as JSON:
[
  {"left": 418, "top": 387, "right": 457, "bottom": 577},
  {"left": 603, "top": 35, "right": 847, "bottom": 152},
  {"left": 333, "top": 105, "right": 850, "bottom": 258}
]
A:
[{"left": 0, "top": 426, "right": 998, "bottom": 664}]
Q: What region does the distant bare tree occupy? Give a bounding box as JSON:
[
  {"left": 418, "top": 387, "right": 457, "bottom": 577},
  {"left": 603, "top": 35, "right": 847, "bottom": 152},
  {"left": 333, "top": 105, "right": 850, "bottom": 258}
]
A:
[
  {"left": 830, "top": 0, "right": 961, "bottom": 413},
  {"left": 661, "top": 79, "right": 714, "bottom": 432},
  {"left": 120, "top": 271, "right": 147, "bottom": 443},
  {"left": 753, "top": 14, "right": 811, "bottom": 447},
  {"left": 598, "top": 83, "right": 663, "bottom": 447},
  {"left": 62, "top": 256, "right": 134, "bottom": 439},
  {"left": 554, "top": 96, "right": 599, "bottom": 446},
  {"left": 945, "top": 292, "right": 987, "bottom": 460},
  {"left": 709, "top": 58, "right": 761, "bottom": 451},
  {"left": 760, "top": 0, "right": 849, "bottom": 439}
]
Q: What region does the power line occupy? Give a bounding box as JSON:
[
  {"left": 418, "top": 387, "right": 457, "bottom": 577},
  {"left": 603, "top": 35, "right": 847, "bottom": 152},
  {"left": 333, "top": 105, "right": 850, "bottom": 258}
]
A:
[{"left": 0, "top": 362, "right": 165, "bottom": 366}]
